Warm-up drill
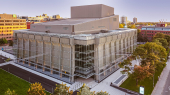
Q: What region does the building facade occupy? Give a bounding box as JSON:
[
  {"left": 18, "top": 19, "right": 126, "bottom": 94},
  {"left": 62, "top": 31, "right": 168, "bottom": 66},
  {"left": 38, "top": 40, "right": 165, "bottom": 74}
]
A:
[
  {"left": 141, "top": 23, "right": 170, "bottom": 41},
  {"left": 13, "top": 4, "right": 137, "bottom": 84},
  {"left": 133, "top": 17, "right": 137, "bottom": 24},
  {"left": 121, "top": 16, "right": 127, "bottom": 24},
  {"left": 0, "top": 13, "right": 27, "bottom": 41}
]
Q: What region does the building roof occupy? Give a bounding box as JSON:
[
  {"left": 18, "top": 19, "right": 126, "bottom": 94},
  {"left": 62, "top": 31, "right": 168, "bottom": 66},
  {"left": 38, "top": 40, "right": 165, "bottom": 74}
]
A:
[
  {"left": 14, "top": 28, "right": 136, "bottom": 40},
  {"left": 141, "top": 26, "right": 170, "bottom": 31},
  {"left": 34, "top": 18, "right": 100, "bottom": 25}
]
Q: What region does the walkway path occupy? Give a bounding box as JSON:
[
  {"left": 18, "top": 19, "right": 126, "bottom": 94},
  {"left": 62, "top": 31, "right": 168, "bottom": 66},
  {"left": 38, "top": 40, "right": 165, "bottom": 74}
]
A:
[{"left": 151, "top": 59, "right": 170, "bottom": 95}]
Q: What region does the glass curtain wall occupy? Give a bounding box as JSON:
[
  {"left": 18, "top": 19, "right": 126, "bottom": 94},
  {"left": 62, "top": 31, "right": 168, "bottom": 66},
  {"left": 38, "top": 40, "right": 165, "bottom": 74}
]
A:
[{"left": 75, "top": 44, "right": 95, "bottom": 79}]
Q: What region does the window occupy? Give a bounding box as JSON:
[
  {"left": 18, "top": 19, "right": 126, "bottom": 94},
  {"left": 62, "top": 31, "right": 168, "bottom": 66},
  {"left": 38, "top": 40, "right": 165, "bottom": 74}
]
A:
[
  {"left": 141, "top": 28, "right": 146, "bottom": 30},
  {"left": 163, "top": 28, "right": 170, "bottom": 31},
  {"left": 32, "top": 26, "right": 35, "bottom": 28},
  {"left": 147, "top": 28, "right": 154, "bottom": 30},
  {"left": 113, "top": 18, "right": 117, "bottom": 21},
  {"left": 0, "top": 17, "right": 1, "bottom": 19},
  {"left": 155, "top": 28, "right": 162, "bottom": 30},
  {"left": 63, "top": 27, "right": 68, "bottom": 30}
]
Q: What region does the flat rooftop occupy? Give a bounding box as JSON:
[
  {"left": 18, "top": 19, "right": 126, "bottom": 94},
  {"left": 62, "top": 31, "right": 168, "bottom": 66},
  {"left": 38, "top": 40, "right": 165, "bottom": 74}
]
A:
[
  {"left": 14, "top": 28, "right": 136, "bottom": 40},
  {"left": 34, "top": 18, "right": 99, "bottom": 25},
  {"left": 141, "top": 26, "right": 170, "bottom": 31}
]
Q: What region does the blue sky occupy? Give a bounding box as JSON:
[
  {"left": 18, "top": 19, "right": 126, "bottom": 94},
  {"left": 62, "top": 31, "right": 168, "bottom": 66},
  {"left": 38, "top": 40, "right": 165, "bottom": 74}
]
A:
[{"left": 0, "top": 0, "right": 170, "bottom": 22}]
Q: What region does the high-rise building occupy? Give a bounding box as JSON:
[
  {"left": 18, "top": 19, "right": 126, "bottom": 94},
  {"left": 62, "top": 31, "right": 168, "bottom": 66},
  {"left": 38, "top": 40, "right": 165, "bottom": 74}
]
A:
[
  {"left": 133, "top": 17, "right": 137, "bottom": 24},
  {"left": 0, "top": 13, "right": 27, "bottom": 41},
  {"left": 121, "top": 16, "right": 127, "bottom": 24},
  {"left": 13, "top": 4, "right": 137, "bottom": 84}
]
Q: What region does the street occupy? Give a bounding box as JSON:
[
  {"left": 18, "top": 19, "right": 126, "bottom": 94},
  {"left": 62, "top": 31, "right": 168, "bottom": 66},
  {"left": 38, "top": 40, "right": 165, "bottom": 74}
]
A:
[{"left": 162, "top": 71, "right": 170, "bottom": 95}]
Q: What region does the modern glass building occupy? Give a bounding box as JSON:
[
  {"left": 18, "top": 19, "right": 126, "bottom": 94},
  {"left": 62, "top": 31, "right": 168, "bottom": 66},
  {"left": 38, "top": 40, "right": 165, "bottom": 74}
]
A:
[{"left": 13, "top": 4, "right": 137, "bottom": 84}]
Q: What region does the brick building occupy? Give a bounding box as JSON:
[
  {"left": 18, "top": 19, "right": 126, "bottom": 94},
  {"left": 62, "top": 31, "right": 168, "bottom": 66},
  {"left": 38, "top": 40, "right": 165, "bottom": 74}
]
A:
[{"left": 141, "top": 23, "right": 170, "bottom": 41}]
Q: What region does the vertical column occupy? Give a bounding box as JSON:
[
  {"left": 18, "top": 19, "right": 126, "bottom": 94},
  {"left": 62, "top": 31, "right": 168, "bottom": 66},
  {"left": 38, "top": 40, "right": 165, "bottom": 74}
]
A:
[
  {"left": 17, "top": 36, "right": 19, "bottom": 63},
  {"left": 43, "top": 40, "right": 45, "bottom": 71},
  {"left": 35, "top": 40, "right": 37, "bottom": 69},
  {"left": 59, "top": 37, "right": 62, "bottom": 78},
  {"left": 28, "top": 39, "right": 30, "bottom": 66},
  {"left": 70, "top": 44, "right": 74, "bottom": 83},
  {"left": 94, "top": 44, "right": 99, "bottom": 82},
  {"left": 50, "top": 40, "right": 53, "bottom": 74},
  {"left": 22, "top": 38, "right": 24, "bottom": 64}
]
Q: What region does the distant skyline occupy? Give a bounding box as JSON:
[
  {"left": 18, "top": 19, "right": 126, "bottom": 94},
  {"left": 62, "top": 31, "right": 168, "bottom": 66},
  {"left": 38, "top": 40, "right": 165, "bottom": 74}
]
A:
[{"left": 0, "top": 0, "right": 170, "bottom": 22}]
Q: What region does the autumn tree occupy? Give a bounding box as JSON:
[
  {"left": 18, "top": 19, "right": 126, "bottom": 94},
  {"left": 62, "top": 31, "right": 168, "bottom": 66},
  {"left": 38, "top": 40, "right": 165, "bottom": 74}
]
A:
[
  {"left": 54, "top": 82, "right": 73, "bottom": 95},
  {"left": 153, "top": 38, "right": 168, "bottom": 49},
  {"left": 133, "top": 42, "right": 167, "bottom": 71},
  {"left": 143, "top": 31, "right": 149, "bottom": 42},
  {"left": 77, "top": 84, "right": 109, "bottom": 95},
  {"left": 132, "top": 65, "right": 154, "bottom": 85},
  {"left": 5, "top": 88, "right": 17, "bottom": 95},
  {"left": 153, "top": 33, "right": 165, "bottom": 40},
  {"left": 119, "top": 24, "right": 124, "bottom": 28},
  {"left": 95, "top": 91, "right": 109, "bottom": 95},
  {"left": 77, "top": 84, "right": 94, "bottom": 95},
  {"left": 27, "top": 82, "right": 46, "bottom": 95},
  {"left": 119, "top": 42, "right": 167, "bottom": 79},
  {"left": 164, "top": 35, "right": 170, "bottom": 46},
  {"left": 137, "top": 29, "right": 144, "bottom": 42}
]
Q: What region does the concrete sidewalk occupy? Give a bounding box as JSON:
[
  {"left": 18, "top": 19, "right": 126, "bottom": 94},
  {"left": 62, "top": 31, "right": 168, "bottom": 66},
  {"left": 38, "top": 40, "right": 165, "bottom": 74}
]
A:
[{"left": 151, "top": 59, "right": 170, "bottom": 95}]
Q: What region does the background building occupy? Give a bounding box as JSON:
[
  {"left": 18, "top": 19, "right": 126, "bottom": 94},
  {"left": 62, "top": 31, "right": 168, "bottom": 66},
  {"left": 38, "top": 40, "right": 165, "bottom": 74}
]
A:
[
  {"left": 13, "top": 4, "right": 137, "bottom": 84},
  {"left": 133, "top": 17, "right": 137, "bottom": 24},
  {"left": 0, "top": 13, "right": 27, "bottom": 41},
  {"left": 121, "top": 16, "right": 127, "bottom": 24},
  {"left": 141, "top": 23, "right": 170, "bottom": 41}
]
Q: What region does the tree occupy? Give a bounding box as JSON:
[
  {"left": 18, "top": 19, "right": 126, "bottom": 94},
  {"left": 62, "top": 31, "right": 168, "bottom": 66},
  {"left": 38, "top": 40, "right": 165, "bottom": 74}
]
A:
[
  {"left": 95, "top": 91, "right": 108, "bottom": 95},
  {"left": 133, "top": 42, "right": 167, "bottom": 68},
  {"left": 77, "top": 84, "right": 94, "bottom": 95},
  {"left": 119, "top": 42, "right": 167, "bottom": 78},
  {"left": 143, "top": 31, "right": 149, "bottom": 42},
  {"left": 5, "top": 88, "right": 17, "bottom": 95},
  {"left": 153, "top": 33, "right": 165, "bottom": 40},
  {"left": 164, "top": 35, "right": 170, "bottom": 46},
  {"left": 131, "top": 24, "right": 136, "bottom": 28},
  {"left": 9, "top": 40, "right": 13, "bottom": 46},
  {"left": 132, "top": 65, "right": 153, "bottom": 86},
  {"left": 3, "top": 38, "right": 8, "bottom": 44},
  {"left": 77, "top": 84, "right": 109, "bottom": 95},
  {"left": 54, "top": 82, "right": 73, "bottom": 95},
  {"left": 27, "top": 82, "right": 46, "bottom": 95},
  {"left": 0, "top": 38, "right": 8, "bottom": 45},
  {"left": 119, "top": 24, "right": 124, "bottom": 28},
  {"left": 153, "top": 38, "right": 168, "bottom": 49},
  {"left": 137, "top": 29, "right": 144, "bottom": 42}
]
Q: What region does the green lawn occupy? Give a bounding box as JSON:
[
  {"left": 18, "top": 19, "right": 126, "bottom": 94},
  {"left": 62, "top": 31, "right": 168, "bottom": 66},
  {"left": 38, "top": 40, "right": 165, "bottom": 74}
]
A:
[
  {"left": 120, "top": 66, "right": 165, "bottom": 95},
  {"left": 0, "top": 69, "right": 51, "bottom": 95}
]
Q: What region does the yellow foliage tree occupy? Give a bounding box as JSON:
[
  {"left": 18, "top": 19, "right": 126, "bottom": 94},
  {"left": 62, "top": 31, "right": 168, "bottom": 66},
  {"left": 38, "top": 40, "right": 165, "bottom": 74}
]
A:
[
  {"left": 119, "top": 24, "right": 124, "bottom": 28},
  {"left": 5, "top": 88, "right": 17, "bottom": 95},
  {"left": 77, "top": 84, "right": 109, "bottom": 95},
  {"left": 54, "top": 82, "right": 73, "bottom": 95},
  {"left": 27, "top": 82, "right": 46, "bottom": 95}
]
